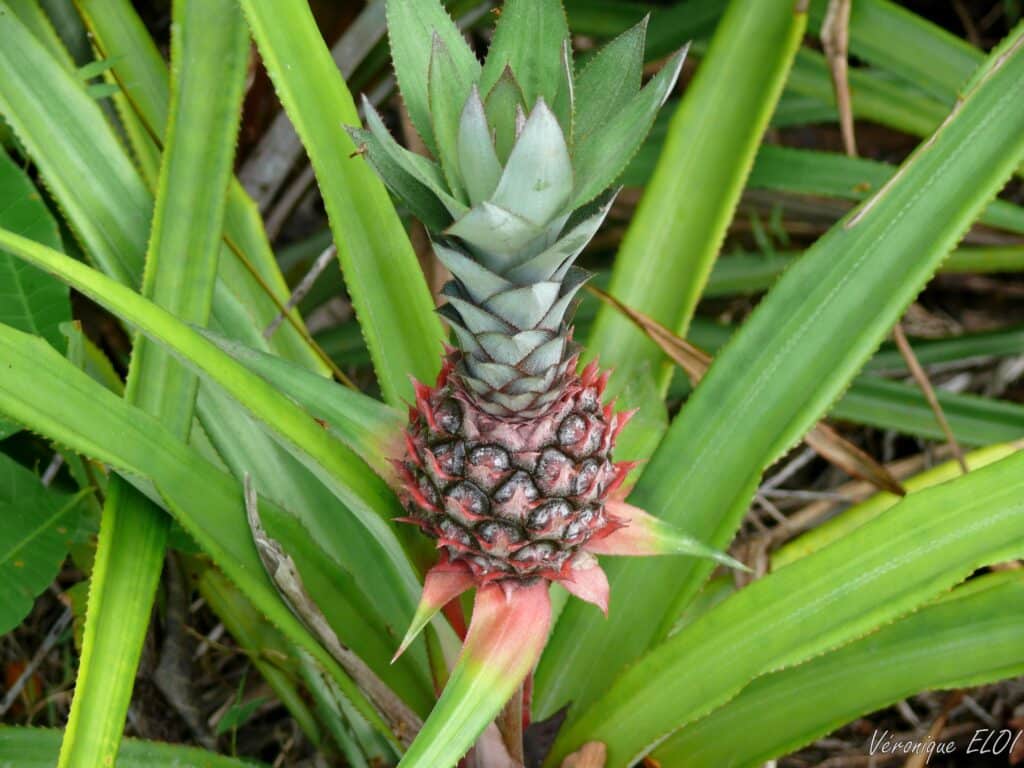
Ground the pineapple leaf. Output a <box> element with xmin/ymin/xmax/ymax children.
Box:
<box><xmin>457</xmin><ymin>86</ymin><xmax>503</xmax><ymax>206</ymax></box>
<box><xmin>654</xmin><ymin>572</ymin><xmax>1024</xmax><ymax>768</ymax></box>
<box><xmin>572</xmin><ymin>17</ymin><xmax>647</xmax><ymax>146</ymax></box>
<box><xmin>505</xmin><ymin>191</ymin><xmax>616</xmax><ymax>283</ymax></box>
<box><xmin>479</xmin><ymin>0</ymin><xmax>571</xmax><ymax>114</ymax></box>
<box><xmin>571</xmin><ymin>44</ymin><xmax>687</xmax><ymax>208</ymax></box>
<box><xmin>359</xmin><ymin>97</ymin><xmax>468</xmax><ymax>221</ymax></box>
<box><xmin>490</xmin><ymin>98</ymin><xmax>574</xmax><ymax>226</ymax></box>
<box><xmin>385</xmin><ymin>0</ymin><xmax>480</xmax><ymax>156</ymax></box>
<box><xmin>428</xmin><ymin>32</ymin><xmax>473</xmax><ymax>201</ymax></box>
<box><xmin>483</xmin><ymin>66</ymin><xmax>527</xmax><ymax>164</ymax></box>
<box><xmin>433</xmin><ymin>241</ymin><xmax>512</xmax><ymax>304</ymax></box>
<box><xmin>445</xmin><ymin>201</ymin><xmax>544</xmax><ymax>267</ymax></box>
<box><xmin>348</xmin><ymin>126</ymin><xmax>451</xmax><ymax>232</ymax></box>
<box><xmin>398</xmin><ymin>583</ymin><xmax>552</xmax><ymax>768</ymax></box>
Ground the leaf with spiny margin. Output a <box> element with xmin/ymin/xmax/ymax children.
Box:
<box><xmin>0</xmin><ymin>327</ymin><xmax>409</xmax><ymax>743</ymax></box>
<box><xmin>433</xmin><ymin>241</ymin><xmax>511</xmax><ymax>303</ymax></box>
<box><xmin>428</xmin><ymin>33</ymin><xmax>473</xmax><ymax>200</ymax></box>
<box><xmin>0</xmin><ymin>148</ymin><xmax>69</xmax><ymax>352</ymax></box>
<box><xmin>539</xmin><ymin>19</ymin><xmax>1024</xmax><ymax>732</ymax></box>
<box><xmin>385</xmin><ymin>0</ymin><xmax>480</xmax><ymax>156</ymax></box>
<box><xmin>457</xmin><ymin>86</ymin><xmax>503</xmax><ymax>206</ymax></box>
<box><xmin>479</xmin><ymin>0</ymin><xmax>571</xmax><ymax>125</ymax></box>
<box><xmin>356</xmin><ymin>97</ymin><xmax>467</xmax><ymax>220</ymax></box>
<box><xmin>348</xmin><ymin>126</ymin><xmax>450</xmax><ymax>232</ymax></box>
<box><xmin>546</xmin><ymin>445</ymin><xmax>1024</xmax><ymax>766</ymax></box>
<box><xmin>241</xmin><ymin>0</ymin><xmax>447</xmax><ymax>404</ymax></box>
<box><xmin>398</xmin><ymin>583</ymin><xmax>552</xmax><ymax>768</ymax></box>
<box><xmin>0</xmin><ymin>726</ymin><xmax>266</xmax><ymax>768</ymax></box>
<box><xmin>0</xmin><ymin>454</ymin><xmax>86</xmax><ymax>635</ymax></box>
<box><xmin>484</xmin><ymin>66</ymin><xmax>527</xmax><ymax>164</ymax></box>
<box><xmin>199</xmin><ymin>330</ymin><xmax>404</xmax><ymax>482</ymax></box>
<box><xmin>0</xmin><ymin>229</ymin><xmax>424</xmax><ymax>630</ymax></box>
<box><xmin>491</xmin><ymin>99</ymin><xmax>573</xmax><ymax>226</ymax></box>
<box><xmin>572</xmin><ymin>18</ymin><xmax>647</xmax><ymax>146</ymax></box>
<box><xmin>654</xmin><ymin>571</ymin><xmax>1024</xmax><ymax>768</ymax></box>
<box><xmin>571</xmin><ymin>45</ymin><xmax>687</xmax><ymax>208</ymax></box>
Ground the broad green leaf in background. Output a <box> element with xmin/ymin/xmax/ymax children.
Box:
<box><xmin>537</xmin><ymin>22</ymin><xmax>1024</xmax><ymax>718</ymax></box>
<box><xmin>0</xmin><ymin>326</ymin><xmax>404</xmax><ymax>746</ymax></box>
<box><xmin>0</xmin><ymin>0</ymin><xmax>431</xmax><ymax>696</ymax></box>
<box><xmin>0</xmin><ymin>727</ymin><xmax>266</xmax><ymax>768</ymax></box>
<box><xmin>537</xmin><ymin>0</ymin><xmax>807</xmax><ymax>713</ymax></box>
<box><xmin>585</xmin><ymin>0</ymin><xmax>807</xmax><ymax>410</ymax></box>
<box><xmin>774</xmin><ymin>442</ymin><xmax>1023</xmax><ymax>568</ymax></box>
<box><xmin>0</xmin><ymin>149</ymin><xmax>69</xmax><ymax>351</ymax></box>
<box><xmin>654</xmin><ymin>571</ymin><xmax>1024</xmax><ymax>768</ymax></box>
<box><xmin>239</xmin><ymin>0</ymin><xmax>446</xmax><ymax>407</ymax></box>
<box><xmin>547</xmin><ymin>446</ymin><xmax>1024</xmax><ymax>765</ymax></box>
<box><xmin>0</xmin><ymin>229</ymin><xmax>428</xmax><ymax>671</ymax></box>
<box><xmin>73</xmin><ymin>0</ymin><xmax>324</xmax><ymax>373</ymax></box>
<box><xmin>0</xmin><ymin>454</ymin><xmax>87</xmax><ymax>634</ymax></box>
<box><xmin>58</xmin><ymin>2</ymin><xmax>249</xmax><ymax>766</ymax></box>
<box><xmin>385</xmin><ymin>0</ymin><xmax>481</xmax><ymax>157</ymax></box>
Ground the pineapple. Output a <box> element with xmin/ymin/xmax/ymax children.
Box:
<box><xmin>351</xmin><ymin>0</ymin><xmax>737</xmax><ymax>663</ymax></box>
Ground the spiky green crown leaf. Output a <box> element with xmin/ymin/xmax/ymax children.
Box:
<box><xmin>352</xmin><ymin>0</ymin><xmax>686</xmax><ymax>416</ymax></box>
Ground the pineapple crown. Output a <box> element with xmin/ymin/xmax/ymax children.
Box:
<box><xmin>350</xmin><ymin>0</ymin><xmax>686</xmax><ymax>418</ymax></box>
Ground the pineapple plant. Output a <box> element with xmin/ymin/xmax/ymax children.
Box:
<box><xmin>348</xmin><ymin>0</ymin><xmax>738</xmax><ymax>663</ymax></box>
<box><xmin>3</xmin><ymin>0</ymin><xmax>1024</xmax><ymax>766</ymax></box>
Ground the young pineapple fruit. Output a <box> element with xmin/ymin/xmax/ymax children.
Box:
<box><xmin>352</xmin><ymin>0</ymin><xmax>736</xmax><ymax>660</ymax></box>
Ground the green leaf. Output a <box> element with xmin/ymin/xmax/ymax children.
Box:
<box><xmin>202</xmin><ymin>332</ymin><xmax>404</xmax><ymax>479</ymax></box>
<box><xmin>572</xmin><ymin>18</ymin><xmax>646</xmax><ymax>145</ymax></box>
<box><xmin>570</xmin><ymin>44</ymin><xmax>686</xmax><ymax>208</ymax></box>
<box><xmin>0</xmin><ymin>727</ymin><xmax>267</xmax><ymax>767</ymax></box>
<box><xmin>384</xmin><ymin>0</ymin><xmax>480</xmax><ymax>155</ymax></box>
<box><xmin>654</xmin><ymin>571</ymin><xmax>1024</xmax><ymax>767</ymax></box>
<box><xmin>538</xmin><ymin>21</ymin><xmax>1024</xmax><ymax>719</ymax></box>
<box><xmin>479</xmin><ymin>0</ymin><xmax>570</xmax><ymax>116</ymax></box>
<box><xmin>832</xmin><ymin>375</ymin><xmax>1024</xmax><ymax>447</ymax></box>
<box><xmin>583</xmin><ymin>0</ymin><xmax>805</xmax><ymax>446</ymax></box>
<box><xmin>428</xmin><ymin>33</ymin><xmax>473</xmax><ymax>199</ymax></box>
<box><xmin>0</xmin><ymin>149</ymin><xmax>69</xmax><ymax>351</ymax></box>
<box><xmin>69</xmin><ymin>0</ymin><xmax>325</xmax><ymax>373</ymax></box>
<box><xmin>774</xmin><ymin>442</ymin><xmax>1022</xmax><ymax>569</ymax></box>
<box><xmin>748</xmin><ymin>145</ymin><xmax>1024</xmax><ymax>235</ymax></box>
<box><xmin>0</xmin><ymin>327</ymin><xmax>403</xmax><ymax>748</ymax></box>
<box><xmin>0</xmin><ymin>229</ymin><xmax>425</xmax><ymax>647</ymax></box>
<box><xmin>538</xmin><ymin>0</ymin><xmax>808</xmax><ymax>715</ymax></box>
<box><xmin>239</xmin><ymin>0</ymin><xmax>447</xmax><ymax>406</ymax></box>
<box><xmin>547</xmin><ymin>446</ymin><xmax>1024</xmax><ymax>765</ymax></box>
<box><xmin>58</xmin><ymin>3</ymin><xmax>250</xmax><ymax>766</ymax></box>
<box><xmin>0</xmin><ymin>454</ymin><xmax>85</xmax><ymax>634</ymax></box>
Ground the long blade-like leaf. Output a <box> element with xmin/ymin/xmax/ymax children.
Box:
<box><xmin>0</xmin><ymin>726</ymin><xmax>265</xmax><ymax>768</ymax></box>
<box><xmin>74</xmin><ymin>0</ymin><xmax>325</xmax><ymax>373</ymax></box>
<box><xmin>0</xmin><ymin>326</ymin><xmax>404</xmax><ymax>747</ymax></box>
<box><xmin>58</xmin><ymin>2</ymin><xmax>248</xmax><ymax>764</ymax></box>
<box><xmin>238</xmin><ymin>0</ymin><xmax>446</xmax><ymax>406</ymax></box>
<box><xmin>0</xmin><ymin>228</ymin><xmax>424</xmax><ymax>624</ymax></box>
<box><xmin>547</xmin><ymin>444</ymin><xmax>1024</xmax><ymax>765</ymax></box>
<box><xmin>537</xmin><ymin>22</ymin><xmax>1024</xmax><ymax>718</ymax></box>
<box><xmin>653</xmin><ymin>571</ymin><xmax>1024</xmax><ymax>767</ymax></box>
<box><xmin>585</xmin><ymin>0</ymin><xmax>806</xmax><ymax>414</ymax></box>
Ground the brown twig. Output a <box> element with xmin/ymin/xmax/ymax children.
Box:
<box><xmin>821</xmin><ymin>0</ymin><xmax>856</xmax><ymax>156</ymax></box>
<box><xmin>892</xmin><ymin>324</ymin><xmax>969</xmax><ymax>473</ymax></box>
<box><xmin>586</xmin><ymin>284</ymin><xmax>905</xmax><ymax>495</ymax></box>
